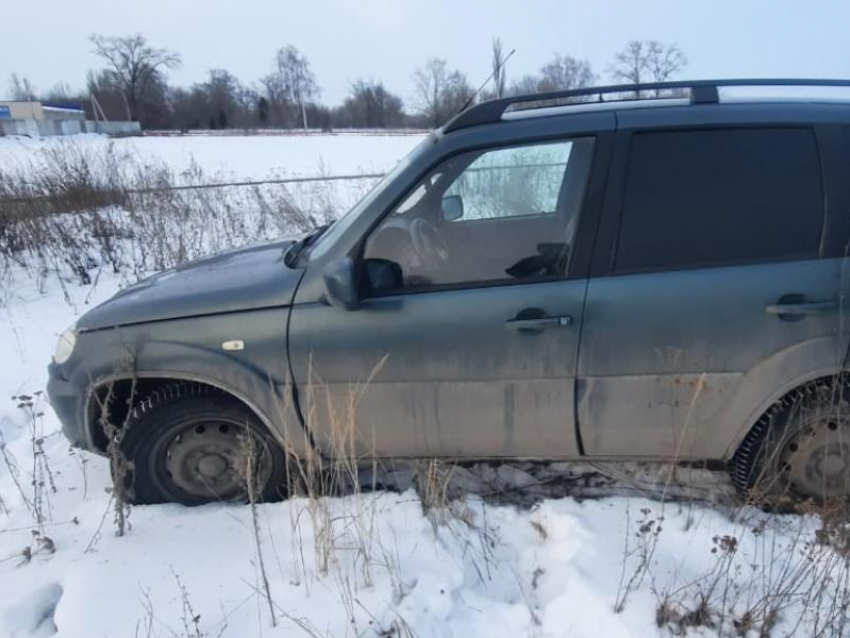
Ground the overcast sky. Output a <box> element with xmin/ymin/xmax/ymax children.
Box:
<box><xmin>2</xmin><ymin>0</ymin><xmax>849</xmax><ymax>106</ymax></box>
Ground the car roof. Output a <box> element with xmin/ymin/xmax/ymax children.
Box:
<box><xmin>443</xmin><ymin>79</ymin><xmax>850</xmax><ymax>133</ymax></box>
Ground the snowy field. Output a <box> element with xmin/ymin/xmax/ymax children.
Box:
<box><xmin>0</xmin><ymin>132</ymin><xmax>425</xmax><ymax>181</ymax></box>
<box><xmin>0</xmin><ymin>134</ymin><xmax>848</xmax><ymax>638</ymax></box>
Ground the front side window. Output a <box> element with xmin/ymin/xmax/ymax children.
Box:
<box><xmin>443</xmin><ymin>143</ymin><xmax>572</xmax><ymax>221</ymax></box>
<box><xmin>614</xmin><ymin>128</ymin><xmax>824</xmax><ymax>273</ymax></box>
<box><xmin>362</xmin><ymin>137</ymin><xmax>595</xmax><ymax>293</ymax></box>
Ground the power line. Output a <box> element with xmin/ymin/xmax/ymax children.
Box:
<box><xmin>0</xmin><ymin>171</ymin><xmax>386</xmax><ymax>205</ymax></box>
<box><xmin>123</xmin><ymin>171</ymin><xmax>386</xmax><ymax>193</ymax></box>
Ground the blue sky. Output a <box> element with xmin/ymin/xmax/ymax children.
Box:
<box><xmin>2</xmin><ymin>0</ymin><xmax>848</xmax><ymax>105</ymax></box>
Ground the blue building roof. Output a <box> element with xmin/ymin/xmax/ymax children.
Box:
<box><xmin>41</xmin><ymin>101</ymin><xmax>84</xmax><ymax>112</ymax></box>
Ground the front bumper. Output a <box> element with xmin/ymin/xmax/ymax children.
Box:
<box><xmin>47</xmin><ymin>362</ymin><xmax>89</xmax><ymax>450</ymax></box>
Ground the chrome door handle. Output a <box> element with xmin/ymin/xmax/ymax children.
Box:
<box><xmin>506</xmin><ymin>315</ymin><xmax>572</xmax><ymax>333</ymax></box>
<box><xmin>766</xmin><ymin>300</ymin><xmax>836</xmax><ymax>319</ymax></box>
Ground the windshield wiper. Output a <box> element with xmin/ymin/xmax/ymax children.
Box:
<box><xmin>283</xmin><ymin>223</ymin><xmax>331</xmax><ymax>268</ymax></box>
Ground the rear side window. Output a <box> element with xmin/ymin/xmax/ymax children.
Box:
<box><xmin>614</xmin><ymin>128</ymin><xmax>824</xmax><ymax>273</ymax></box>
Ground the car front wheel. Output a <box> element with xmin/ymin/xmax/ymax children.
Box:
<box><xmin>116</xmin><ymin>383</ymin><xmax>287</xmax><ymax>505</ymax></box>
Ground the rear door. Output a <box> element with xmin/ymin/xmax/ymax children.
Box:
<box><xmin>578</xmin><ymin>120</ymin><xmax>841</xmax><ymax>460</ymax></box>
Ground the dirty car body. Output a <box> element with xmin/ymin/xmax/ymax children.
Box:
<box><xmin>48</xmin><ymin>79</ymin><xmax>850</xmax><ymax>504</ymax></box>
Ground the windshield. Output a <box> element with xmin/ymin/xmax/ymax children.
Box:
<box><xmin>306</xmin><ymin>135</ymin><xmax>434</xmax><ymax>261</ymax></box>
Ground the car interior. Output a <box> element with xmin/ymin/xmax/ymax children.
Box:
<box><xmin>361</xmin><ymin>137</ymin><xmax>596</xmax><ymax>294</ymax></box>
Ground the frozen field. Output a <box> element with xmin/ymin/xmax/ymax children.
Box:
<box><xmin>0</xmin><ymin>131</ymin><xmax>426</xmax><ymax>181</ymax></box>
<box><xmin>0</xmin><ymin>134</ymin><xmax>847</xmax><ymax>638</ymax></box>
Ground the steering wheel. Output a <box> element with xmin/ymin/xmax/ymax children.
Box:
<box><xmin>410</xmin><ymin>218</ymin><xmax>450</xmax><ymax>267</ymax></box>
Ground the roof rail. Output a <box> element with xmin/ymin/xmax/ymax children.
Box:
<box><xmin>443</xmin><ymin>78</ymin><xmax>850</xmax><ymax>132</ymax></box>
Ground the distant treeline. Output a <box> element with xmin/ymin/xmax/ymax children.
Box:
<box><xmin>7</xmin><ymin>36</ymin><xmax>686</xmax><ymax>131</ymax></box>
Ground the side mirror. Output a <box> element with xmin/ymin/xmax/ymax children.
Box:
<box><xmin>322</xmin><ymin>257</ymin><xmax>360</xmax><ymax>311</ymax></box>
<box><xmin>441</xmin><ymin>195</ymin><xmax>464</xmax><ymax>222</ymax></box>
<box><xmin>363</xmin><ymin>258</ymin><xmax>403</xmax><ymax>292</ymax></box>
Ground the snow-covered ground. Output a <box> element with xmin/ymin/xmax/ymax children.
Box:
<box><xmin>0</xmin><ymin>132</ymin><xmax>425</xmax><ymax>182</ymax></box>
<box><xmin>1</xmin><ymin>134</ymin><xmax>848</xmax><ymax>638</ymax></box>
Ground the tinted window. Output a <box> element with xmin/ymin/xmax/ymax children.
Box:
<box><xmin>614</xmin><ymin>128</ymin><xmax>823</xmax><ymax>273</ymax></box>
<box><xmin>362</xmin><ymin>138</ymin><xmax>595</xmax><ymax>292</ymax></box>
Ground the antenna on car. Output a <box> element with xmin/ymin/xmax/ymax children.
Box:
<box><xmin>458</xmin><ymin>48</ymin><xmax>517</xmax><ymax>115</ymax></box>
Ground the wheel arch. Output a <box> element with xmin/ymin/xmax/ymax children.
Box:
<box><xmin>84</xmin><ymin>371</ymin><xmax>314</xmax><ymax>459</ymax></box>
<box><xmin>726</xmin><ymin>368</ymin><xmax>845</xmax><ymax>464</ymax></box>
<box><xmin>719</xmin><ymin>331</ymin><xmax>844</xmax><ymax>461</ymax></box>
<box><xmin>729</xmin><ymin>372</ymin><xmax>848</xmax><ymax>494</ymax></box>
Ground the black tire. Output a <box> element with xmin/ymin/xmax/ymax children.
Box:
<box><xmin>116</xmin><ymin>383</ymin><xmax>287</xmax><ymax>505</ymax></box>
<box><xmin>732</xmin><ymin>381</ymin><xmax>850</xmax><ymax>506</ymax></box>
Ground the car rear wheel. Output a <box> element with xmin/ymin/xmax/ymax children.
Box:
<box><xmin>117</xmin><ymin>383</ymin><xmax>287</xmax><ymax>505</ymax></box>
<box><xmin>733</xmin><ymin>382</ymin><xmax>850</xmax><ymax>505</ymax></box>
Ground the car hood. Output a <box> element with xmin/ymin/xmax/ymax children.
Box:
<box><xmin>78</xmin><ymin>240</ymin><xmax>303</xmax><ymax>331</ymax></box>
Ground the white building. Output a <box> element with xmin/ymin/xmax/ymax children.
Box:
<box><xmin>0</xmin><ymin>100</ymin><xmax>141</xmax><ymax>137</ymax></box>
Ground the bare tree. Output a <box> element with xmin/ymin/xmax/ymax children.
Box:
<box><xmin>611</xmin><ymin>41</ymin><xmax>647</xmax><ymax>86</ymax></box>
<box><xmin>263</xmin><ymin>45</ymin><xmax>318</xmax><ymax>129</ymax></box>
<box><xmin>202</xmin><ymin>69</ymin><xmax>244</xmax><ymax>129</ymax></box>
<box><xmin>234</xmin><ymin>83</ymin><xmax>261</xmax><ymax>129</ymax></box>
<box><xmin>168</xmin><ymin>69</ymin><xmax>260</xmax><ymax>131</ymax></box>
<box><xmin>443</xmin><ymin>72</ymin><xmax>474</xmax><ymax>115</ymax></box>
<box><xmin>510</xmin><ymin>74</ymin><xmax>543</xmax><ymax>96</ymax></box>
<box><xmin>508</xmin><ymin>53</ymin><xmax>594</xmax><ymax>101</ymax></box>
<box><xmin>412</xmin><ymin>58</ymin><xmax>473</xmax><ymax>128</ymax></box>
<box><xmin>610</xmin><ymin>40</ymin><xmax>687</xmax><ymax>96</ymax></box>
<box><xmin>89</xmin><ymin>33</ymin><xmax>181</xmax><ymax>122</ymax></box>
<box><xmin>169</xmin><ymin>85</ymin><xmax>205</xmax><ymax>130</ymax></box>
<box><xmin>43</xmin><ymin>82</ymin><xmax>77</xmax><ymax>101</ymax></box>
<box><xmin>491</xmin><ymin>37</ymin><xmax>508</xmax><ymax>98</ymax></box>
<box><xmin>539</xmin><ymin>54</ymin><xmax>595</xmax><ymax>92</ymax></box>
<box><xmin>87</xmin><ymin>67</ymin><xmax>172</xmax><ymax>128</ymax></box>
<box><xmin>336</xmin><ymin>79</ymin><xmax>404</xmax><ymax>128</ymax></box>
<box><xmin>8</xmin><ymin>73</ymin><xmax>36</xmax><ymax>101</ymax></box>
<box><xmin>413</xmin><ymin>58</ymin><xmax>448</xmax><ymax>126</ymax></box>
<box><xmin>257</xmin><ymin>96</ymin><xmax>270</xmax><ymax>125</ymax></box>
<box><xmin>646</xmin><ymin>41</ymin><xmax>688</xmax><ymax>86</ymax></box>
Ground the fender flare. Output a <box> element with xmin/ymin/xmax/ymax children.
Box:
<box><xmin>721</xmin><ymin>335</ymin><xmax>843</xmax><ymax>459</ymax></box>
<box><xmin>83</xmin><ymin>369</ymin><xmax>315</xmax><ymax>459</ymax></box>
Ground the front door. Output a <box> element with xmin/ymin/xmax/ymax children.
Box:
<box><xmin>578</xmin><ymin>126</ymin><xmax>839</xmax><ymax>460</ymax></box>
<box><xmin>289</xmin><ymin>136</ymin><xmax>603</xmax><ymax>459</ymax></box>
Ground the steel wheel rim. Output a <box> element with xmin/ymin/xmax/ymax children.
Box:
<box><xmin>776</xmin><ymin>405</ymin><xmax>850</xmax><ymax>500</ymax></box>
<box><xmin>157</xmin><ymin>419</ymin><xmax>273</xmax><ymax>502</ymax></box>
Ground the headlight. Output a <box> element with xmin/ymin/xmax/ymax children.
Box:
<box><xmin>53</xmin><ymin>324</ymin><xmax>78</xmax><ymax>365</ymax></box>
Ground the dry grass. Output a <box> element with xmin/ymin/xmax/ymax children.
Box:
<box><xmin>0</xmin><ymin>140</ymin><xmax>366</xmax><ymax>297</ymax></box>
<box><xmin>608</xmin><ymin>369</ymin><xmax>850</xmax><ymax>637</ymax></box>
<box><xmin>1</xmin><ymin>393</ymin><xmax>58</xmax><ymax>556</ymax></box>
